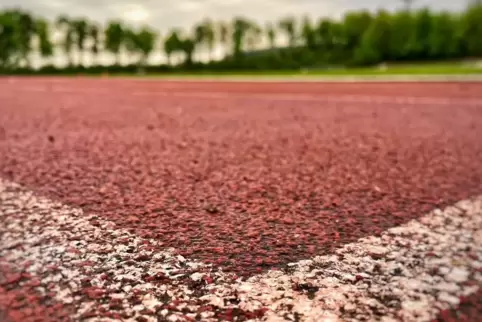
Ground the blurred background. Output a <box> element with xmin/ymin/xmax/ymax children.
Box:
<box><xmin>0</xmin><ymin>0</ymin><xmax>481</xmax><ymax>74</ymax></box>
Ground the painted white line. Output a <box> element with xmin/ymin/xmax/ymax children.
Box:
<box><xmin>157</xmin><ymin>91</ymin><xmax>482</xmax><ymax>107</ymax></box>
<box><xmin>1</xmin><ymin>85</ymin><xmax>482</xmax><ymax>107</ymax></box>
<box><xmin>1</xmin><ymin>178</ymin><xmax>481</xmax><ymax>322</ymax></box>
<box><xmin>203</xmin><ymin>199</ymin><xmax>482</xmax><ymax>322</ymax></box>
<box><xmin>2</xmin><ymin>75</ymin><xmax>482</xmax><ymax>83</ymax></box>
<box><xmin>114</xmin><ymin>75</ymin><xmax>482</xmax><ymax>83</ymax></box>
<box><xmin>0</xmin><ymin>179</ymin><xmax>218</xmax><ymax>321</ymax></box>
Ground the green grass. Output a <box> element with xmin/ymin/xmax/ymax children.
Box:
<box><xmin>119</xmin><ymin>61</ymin><xmax>482</xmax><ymax>80</ymax></box>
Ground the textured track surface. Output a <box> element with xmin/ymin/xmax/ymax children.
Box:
<box><xmin>1</xmin><ymin>179</ymin><xmax>481</xmax><ymax>322</ymax></box>
<box><xmin>1</xmin><ymin>78</ymin><xmax>482</xmax><ymax>321</ymax></box>
<box><xmin>1</xmin><ymin>79</ymin><xmax>482</xmax><ymax>274</ymax></box>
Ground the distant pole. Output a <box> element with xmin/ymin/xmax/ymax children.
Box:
<box><xmin>402</xmin><ymin>0</ymin><xmax>415</xmax><ymax>11</ymax></box>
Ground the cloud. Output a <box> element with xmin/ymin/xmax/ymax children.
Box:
<box><xmin>1</xmin><ymin>0</ymin><xmax>468</xmax><ymax>33</ymax></box>
<box><xmin>0</xmin><ymin>0</ymin><xmax>469</xmax><ymax>67</ymax></box>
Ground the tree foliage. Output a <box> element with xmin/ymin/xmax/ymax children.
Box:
<box><xmin>1</xmin><ymin>4</ymin><xmax>482</xmax><ymax>73</ymax></box>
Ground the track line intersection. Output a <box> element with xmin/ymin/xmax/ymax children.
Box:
<box><xmin>1</xmin><ymin>78</ymin><xmax>482</xmax><ymax>321</ymax></box>
<box><xmin>1</xmin><ymin>180</ymin><xmax>482</xmax><ymax>321</ymax></box>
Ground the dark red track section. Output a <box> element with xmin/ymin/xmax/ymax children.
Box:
<box><xmin>5</xmin><ymin>77</ymin><xmax>482</xmax><ymax>98</ymax></box>
<box><xmin>0</xmin><ymin>264</ymin><xmax>72</xmax><ymax>322</ymax></box>
<box><xmin>435</xmin><ymin>288</ymin><xmax>482</xmax><ymax>322</ymax></box>
<box><xmin>1</xmin><ymin>78</ymin><xmax>482</xmax><ymax>276</ymax></box>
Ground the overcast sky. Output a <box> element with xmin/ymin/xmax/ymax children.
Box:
<box><xmin>0</xmin><ymin>0</ymin><xmax>469</xmax><ymax>32</ymax></box>
<box><xmin>0</xmin><ymin>0</ymin><xmax>470</xmax><ymax>67</ymax></box>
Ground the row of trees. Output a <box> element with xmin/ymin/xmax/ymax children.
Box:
<box><xmin>1</xmin><ymin>3</ymin><xmax>482</xmax><ymax>73</ymax></box>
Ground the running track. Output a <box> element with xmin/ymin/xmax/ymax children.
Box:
<box><xmin>1</xmin><ymin>78</ymin><xmax>482</xmax><ymax>321</ymax></box>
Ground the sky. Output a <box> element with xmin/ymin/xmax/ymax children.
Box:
<box><xmin>0</xmin><ymin>0</ymin><xmax>469</xmax><ymax>32</ymax></box>
<box><xmin>0</xmin><ymin>0</ymin><xmax>470</xmax><ymax>67</ymax></box>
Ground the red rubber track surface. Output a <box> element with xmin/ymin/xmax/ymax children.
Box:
<box><xmin>1</xmin><ymin>78</ymin><xmax>482</xmax><ymax>277</ymax></box>
<box><xmin>435</xmin><ymin>288</ymin><xmax>482</xmax><ymax>322</ymax></box>
<box><xmin>4</xmin><ymin>77</ymin><xmax>482</xmax><ymax>98</ymax></box>
<box><xmin>0</xmin><ymin>264</ymin><xmax>72</xmax><ymax>322</ymax></box>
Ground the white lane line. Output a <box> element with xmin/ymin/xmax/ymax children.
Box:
<box><xmin>113</xmin><ymin>75</ymin><xmax>482</xmax><ymax>82</ymax></box>
<box><xmin>1</xmin><ymin>85</ymin><xmax>482</xmax><ymax>107</ymax></box>
<box><xmin>168</xmin><ymin>92</ymin><xmax>482</xmax><ymax>106</ymax></box>
<box><xmin>133</xmin><ymin>91</ymin><xmax>482</xmax><ymax>107</ymax></box>
<box><xmin>1</xmin><ymin>178</ymin><xmax>481</xmax><ymax>322</ymax></box>
<box><xmin>204</xmin><ymin>199</ymin><xmax>482</xmax><ymax>322</ymax></box>
<box><xmin>0</xmin><ymin>179</ymin><xmax>218</xmax><ymax>322</ymax></box>
<box><xmin>2</xmin><ymin>75</ymin><xmax>482</xmax><ymax>83</ymax></box>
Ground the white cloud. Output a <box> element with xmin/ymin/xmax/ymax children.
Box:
<box><xmin>1</xmin><ymin>0</ymin><xmax>470</xmax><ymax>67</ymax></box>
<box><xmin>1</xmin><ymin>0</ymin><xmax>468</xmax><ymax>32</ymax></box>
<box><xmin>117</xmin><ymin>4</ymin><xmax>151</xmax><ymax>23</ymax></box>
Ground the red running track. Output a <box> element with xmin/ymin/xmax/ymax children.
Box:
<box><xmin>3</xmin><ymin>77</ymin><xmax>482</xmax><ymax>98</ymax></box>
<box><xmin>1</xmin><ymin>78</ymin><xmax>482</xmax><ymax>277</ymax></box>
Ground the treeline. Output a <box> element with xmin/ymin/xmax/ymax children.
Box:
<box><xmin>1</xmin><ymin>3</ymin><xmax>482</xmax><ymax>74</ymax></box>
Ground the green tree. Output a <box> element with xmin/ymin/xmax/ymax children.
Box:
<box><xmin>164</xmin><ymin>30</ymin><xmax>182</xmax><ymax>65</ymax></box>
<box><xmin>317</xmin><ymin>19</ymin><xmax>336</xmax><ymax>51</ymax></box>
<box><xmin>105</xmin><ymin>21</ymin><xmax>124</xmax><ymax>65</ymax></box>
<box><xmin>193</xmin><ymin>21</ymin><xmax>207</xmax><ymax>61</ymax></box>
<box><xmin>245</xmin><ymin>22</ymin><xmax>261</xmax><ymax>51</ymax></box>
<box><xmin>194</xmin><ymin>19</ymin><xmax>215</xmax><ymax>60</ymax></box>
<box><xmin>279</xmin><ymin>16</ymin><xmax>297</xmax><ymax>47</ymax></box>
<box><xmin>389</xmin><ymin>11</ymin><xmax>415</xmax><ymax>60</ymax></box>
<box><xmin>203</xmin><ymin>20</ymin><xmax>215</xmax><ymax>60</ymax></box>
<box><xmin>429</xmin><ymin>12</ymin><xmax>459</xmax><ymax>59</ymax></box>
<box><xmin>266</xmin><ymin>22</ymin><xmax>276</xmax><ymax>49</ymax></box>
<box><xmin>35</xmin><ymin>18</ymin><xmax>54</xmax><ymax>64</ymax></box>
<box><xmin>458</xmin><ymin>2</ymin><xmax>482</xmax><ymax>57</ymax></box>
<box><xmin>354</xmin><ymin>11</ymin><xmax>392</xmax><ymax>65</ymax></box>
<box><xmin>131</xmin><ymin>27</ymin><xmax>157</xmax><ymax>66</ymax></box>
<box><xmin>317</xmin><ymin>20</ymin><xmax>346</xmax><ymax>62</ymax></box>
<box><xmin>342</xmin><ymin>11</ymin><xmax>372</xmax><ymax>52</ymax></box>
<box><xmin>2</xmin><ymin>10</ymin><xmax>36</xmax><ymax>67</ymax></box>
<box><xmin>2</xmin><ymin>5</ymin><xmax>482</xmax><ymax>74</ymax></box>
<box><xmin>194</xmin><ymin>22</ymin><xmax>206</xmax><ymax>49</ymax></box>
<box><xmin>407</xmin><ymin>8</ymin><xmax>433</xmax><ymax>60</ymax></box>
<box><xmin>0</xmin><ymin>11</ymin><xmax>21</xmax><ymax>68</ymax></box>
<box><xmin>72</xmin><ymin>18</ymin><xmax>89</xmax><ymax>66</ymax></box>
<box><xmin>232</xmin><ymin>17</ymin><xmax>251</xmax><ymax>58</ymax></box>
<box><xmin>122</xmin><ymin>26</ymin><xmax>139</xmax><ymax>65</ymax></box>
<box><xmin>218</xmin><ymin>21</ymin><xmax>230</xmax><ymax>55</ymax></box>
<box><xmin>56</xmin><ymin>15</ymin><xmax>76</xmax><ymax>66</ymax></box>
<box><xmin>180</xmin><ymin>38</ymin><xmax>195</xmax><ymax>66</ymax></box>
<box><xmin>89</xmin><ymin>23</ymin><xmax>100</xmax><ymax>64</ymax></box>
<box><xmin>301</xmin><ymin>16</ymin><xmax>317</xmax><ymax>50</ymax></box>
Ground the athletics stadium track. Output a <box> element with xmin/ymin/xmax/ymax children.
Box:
<box><xmin>1</xmin><ymin>78</ymin><xmax>482</xmax><ymax>322</ymax></box>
